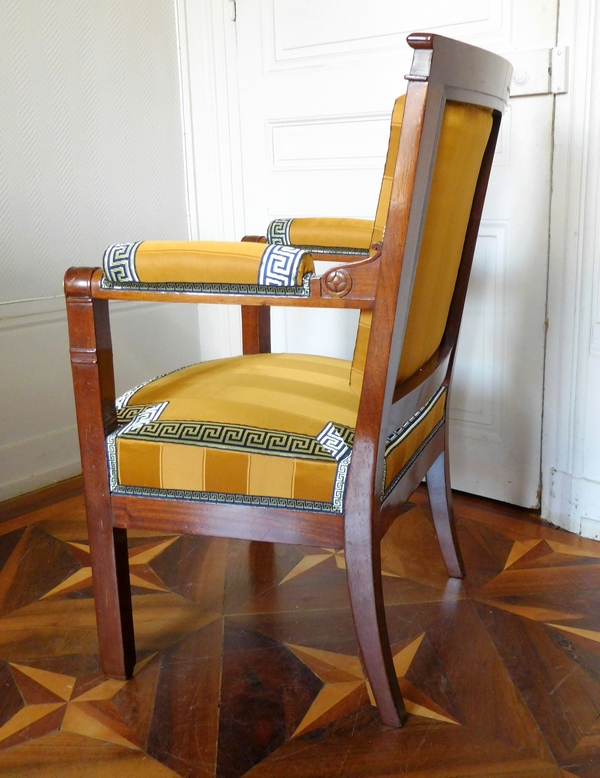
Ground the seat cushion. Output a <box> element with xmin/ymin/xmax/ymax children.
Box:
<box><xmin>382</xmin><ymin>386</ymin><xmax>447</xmax><ymax>501</ymax></box>
<box><xmin>108</xmin><ymin>353</ymin><xmax>447</xmax><ymax>512</ymax></box>
<box><xmin>109</xmin><ymin>354</ymin><xmax>359</xmax><ymax>513</ymax></box>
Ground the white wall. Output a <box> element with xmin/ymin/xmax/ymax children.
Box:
<box><xmin>0</xmin><ymin>0</ymin><xmax>200</xmax><ymax>500</ymax></box>
<box><xmin>543</xmin><ymin>0</ymin><xmax>600</xmax><ymax>536</ymax></box>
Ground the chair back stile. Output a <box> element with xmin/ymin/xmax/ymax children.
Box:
<box><xmin>344</xmin><ymin>79</ymin><xmax>431</xmax><ymax>527</ymax></box>
<box><xmin>345</xmin><ymin>34</ymin><xmax>511</xmax><ymax>532</ymax></box>
<box><xmin>341</xmin><ymin>76</ymin><xmax>436</xmax><ymax>729</ymax></box>
<box><xmin>342</xmin><ymin>34</ymin><xmax>510</xmax><ymax>727</ymax></box>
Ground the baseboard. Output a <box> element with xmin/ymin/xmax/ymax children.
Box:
<box><xmin>0</xmin><ymin>424</ymin><xmax>81</xmax><ymax>503</ymax></box>
<box><xmin>544</xmin><ymin>469</ymin><xmax>600</xmax><ymax>538</ymax></box>
<box><xmin>0</xmin><ymin>460</ymin><xmax>82</xmax><ymax>505</ymax></box>
<box><xmin>0</xmin><ymin>475</ymin><xmax>83</xmax><ymax>523</ymax></box>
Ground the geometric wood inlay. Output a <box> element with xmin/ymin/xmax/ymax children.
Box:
<box><xmin>1</xmin><ymin>486</ymin><xmax>599</xmax><ymax>775</ymax></box>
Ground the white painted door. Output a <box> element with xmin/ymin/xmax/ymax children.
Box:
<box><xmin>229</xmin><ymin>0</ymin><xmax>558</xmax><ymax>509</ymax></box>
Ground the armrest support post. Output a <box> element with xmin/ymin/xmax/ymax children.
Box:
<box><xmin>241</xmin><ymin>305</ymin><xmax>271</xmax><ymax>354</ymax></box>
<box><xmin>64</xmin><ymin>267</ymin><xmax>136</xmax><ymax>679</ymax></box>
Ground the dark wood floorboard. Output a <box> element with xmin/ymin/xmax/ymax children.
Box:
<box><xmin>1</xmin><ymin>485</ymin><xmax>599</xmax><ymax>776</ymax></box>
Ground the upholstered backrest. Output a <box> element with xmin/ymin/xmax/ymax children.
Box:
<box><xmin>396</xmin><ymin>102</ymin><xmax>492</xmax><ymax>383</ymax></box>
<box><xmin>371</xmin><ymin>96</ymin><xmax>407</xmax><ymax>246</ymax></box>
<box><xmin>350</xmin><ymin>98</ymin><xmax>492</xmax><ymax>391</ymax></box>
<box><xmin>350</xmin><ymin>95</ymin><xmax>405</xmax><ymax>392</ymax></box>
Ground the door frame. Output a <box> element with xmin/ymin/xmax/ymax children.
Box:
<box><xmin>542</xmin><ymin>0</ymin><xmax>600</xmax><ymax>534</ymax></box>
<box><xmin>174</xmin><ymin>0</ymin><xmax>244</xmax><ymax>359</ymax></box>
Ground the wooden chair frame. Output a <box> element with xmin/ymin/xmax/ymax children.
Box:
<box><xmin>64</xmin><ymin>33</ymin><xmax>511</xmax><ymax>728</ymax></box>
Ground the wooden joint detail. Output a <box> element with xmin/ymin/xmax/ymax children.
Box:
<box><xmin>324</xmin><ymin>268</ymin><xmax>353</xmax><ymax>297</ymax></box>
<box><xmin>69</xmin><ymin>348</ymin><xmax>100</xmax><ymax>365</ymax></box>
<box><xmin>64</xmin><ymin>267</ymin><xmax>97</xmax><ymax>299</ymax></box>
<box><xmin>405</xmin><ymin>40</ymin><xmax>434</xmax><ymax>83</ymax></box>
<box><xmin>316</xmin><ymin>252</ymin><xmax>381</xmax><ymax>303</ymax></box>
<box><xmin>102</xmin><ymin>403</ymin><xmax>118</xmax><ymax>431</ymax></box>
<box><xmin>241</xmin><ymin>305</ymin><xmax>271</xmax><ymax>354</ymax></box>
<box><xmin>241</xmin><ymin>235</ymin><xmax>268</xmax><ymax>243</ymax></box>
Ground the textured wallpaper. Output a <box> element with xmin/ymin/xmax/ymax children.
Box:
<box><xmin>0</xmin><ymin>0</ymin><xmax>188</xmax><ymax>302</ymax></box>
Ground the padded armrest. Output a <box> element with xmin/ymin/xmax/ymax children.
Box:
<box><xmin>266</xmin><ymin>218</ymin><xmax>374</xmax><ymax>257</ymax></box>
<box><xmin>101</xmin><ymin>240</ymin><xmax>314</xmax><ymax>292</ymax></box>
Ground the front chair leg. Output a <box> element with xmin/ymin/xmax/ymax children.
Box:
<box><xmin>86</xmin><ymin>500</ymin><xmax>136</xmax><ymax>679</ymax></box>
<box><xmin>65</xmin><ymin>270</ymin><xmax>136</xmax><ymax>679</ymax></box>
<box><xmin>345</xmin><ymin>539</ymin><xmax>408</xmax><ymax>728</ymax></box>
<box><xmin>426</xmin><ymin>448</ymin><xmax>465</xmax><ymax>579</ymax></box>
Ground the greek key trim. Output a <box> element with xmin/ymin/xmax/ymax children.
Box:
<box><xmin>316</xmin><ymin>422</ymin><xmax>351</xmax><ymax>462</ymax></box>
<box><xmin>106</xmin><ymin>432</ymin><xmax>343</xmax><ymax>514</ymax></box>
<box><xmin>266</xmin><ymin>218</ymin><xmax>293</xmax><ymax>245</ymax></box>
<box><xmin>100</xmin><ymin>272</ymin><xmax>313</xmax><ymax>297</ymax></box>
<box><xmin>117</xmin><ymin>419</ymin><xmax>344</xmax><ymax>462</ymax></box>
<box><xmin>103</xmin><ymin>242</ymin><xmax>142</xmax><ymax>284</ymax></box>
<box><xmin>257</xmin><ymin>245</ymin><xmax>306</xmax><ymax>287</ymax></box>
<box><xmin>385</xmin><ymin>386</ymin><xmax>447</xmax><ymax>455</ymax></box>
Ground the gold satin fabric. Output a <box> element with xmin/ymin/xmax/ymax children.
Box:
<box><xmin>396</xmin><ymin>103</ymin><xmax>493</xmax><ymax>382</ymax></box>
<box><xmin>383</xmin><ymin>389</ymin><xmax>446</xmax><ymax>495</ymax></box>
<box><xmin>350</xmin><ymin>95</ymin><xmax>406</xmax><ymax>392</ymax></box>
<box><xmin>132</xmin><ymin>241</ymin><xmax>314</xmax><ymax>285</ymax></box>
<box><xmin>350</xmin><ymin>98</ymin><xmax>493</xmax><ymax>388</ymax></box>
<box><xmin>114</xmin><ymin>352</ymin><xmax>446</xmax><ymax>507</ymax></box>
<box><xmin>117</xmin><ymin>354</ymin><xmax>358</xmax><ymax>504</ymax></box>
<box><xmin>288</xmin><ymin>218</ymin><xmax>373</xmax><ymax>251</ymax></box>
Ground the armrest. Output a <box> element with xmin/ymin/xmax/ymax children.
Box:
<box><xmin>266</xmin><ymin>217</ymin><xmax>374</xmax><ymax>258</ymax></box>
<box><xmin>70</xmin><ymin>234</ymin><xmax>382</xmax><ymax>309</ymax></box>
<box><xmin>101</xmin><ymin>240</ymin><xmax>314</xmax><ymax>293</ymax></box>
<box><xmin>67</xmin><ymin>246</ymin><xmax>381</xmax><ymax>310</ymax></box>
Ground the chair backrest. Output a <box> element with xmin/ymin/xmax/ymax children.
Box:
<box><xmin>351</xmin><ymin>85</ymin><xmax>497</xmax><ymax>392</ymax></box>
<box><xmin>395</xmin><ymin>99</ymin><xmax>493</xmax><ymax>384</ymax></box>
<box><xmin>345</xmin><ymin>33</ymin><xmax>511</xmax><ymax>513</ymax></box>
<box><xmin>350</xmin><ymin>96</ymin><xmax>406</xmax><ymax>392</ymax></box>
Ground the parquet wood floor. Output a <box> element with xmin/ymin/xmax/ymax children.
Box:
<box><xmin>1</xmin><ymin>485</ymin><xmax>600</xmax><ymax>777</ymax></box>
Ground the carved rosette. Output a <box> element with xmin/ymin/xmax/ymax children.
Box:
<box><xmin>324</xmin><ymin>268</ymin><xmax>353</xmax><ymax>297</ymax></box>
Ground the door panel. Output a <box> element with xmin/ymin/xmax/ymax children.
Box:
<box><xmin>232</xmin><ymin>0</ymin><xmax>556</xmax><ymax>507</ymax></box>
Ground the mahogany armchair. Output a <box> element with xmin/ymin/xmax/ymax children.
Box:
<box><xmin>64</xmin><ymin>33</ymin><xmax>511</xmax><ymax>728</ymax></box>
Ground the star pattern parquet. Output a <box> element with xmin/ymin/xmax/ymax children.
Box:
<box><xmin>2</xmin><ymin>486</ymin><xmax>600</xmax><ymax>776</ymax></box>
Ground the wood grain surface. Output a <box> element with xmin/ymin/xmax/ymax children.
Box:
<box><xmin>0</xmin><ymin>484</ymin><xmax>599</xmax><ymax>776</ymax></box>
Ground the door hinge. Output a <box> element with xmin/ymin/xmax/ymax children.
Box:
<box><xmin>505</xmin><ymin>47</ymin><xmax>569</xmax><ymax>97</ymax></box>
<box><xmin>550</xmin><ymin>47</ymin><xmax>568</xmax><ymax>94</ymax></box>
<box><xmin>229</xmin><ymin>0</ymin><xmax>236</xmax><ymax>22</ymax></box>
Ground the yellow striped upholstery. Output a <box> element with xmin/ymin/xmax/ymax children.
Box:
<box><xmin>288</xmin><ymin>218</ymin><xmax>373</xmax><ymax>252</ymax></box>
<box><xmin>382</xmin><ymin>387</ymin><xmax>446</xmax><ymax>499</ymax></box>
<box><xmin>110</xmin><ymin>354</ymin><xmax>447</xmax><ymax>510</ymax></box>
<box><xmin>266</xmin><ymin>218</ymin><xmax>373</xmax><ymax>258</ymax></box>
<box><xmin>350</xmin><ymin>95</ymin><xmax>406</xmax><ymax>393</ymax></box>
<box><xmin>132</xmin><ymin>241</ymin><xmax>274</xmax><ymax>284</ymax></box>
<box><xmin>371</xmin><ymin>96</ymin><xmax>407</xmax><ymax>246</ymax></box>
<box><xmin>396</xmin><ymin>103</ymin><xmax>493</xmax><ymax>382</ymax></box>
<box><xmin>110</xmin><ymin>354</ymin><xmax>359</xmax><ymax>511</ymax></box>
<box><xmin>350</xmin><ymin>97</ymin><xmax>493</xmax><ymax>389</ymax></box>
<box><xmin>101</xmin><ymin>241</ymin><xmax>315</xmax><ymax>290</ymax></box>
